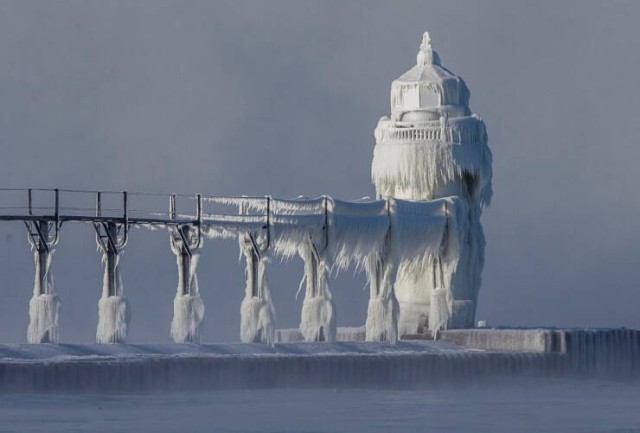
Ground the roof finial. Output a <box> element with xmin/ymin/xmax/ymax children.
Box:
<box><xmin>421</xmin><ymin>32</ymin><xmax>432</xmax><ymax>51</ymax></box>
<box><xmin>417</xmin><ymin>31</ymin><xmax>440</xmax><ymax>66</ymax></box>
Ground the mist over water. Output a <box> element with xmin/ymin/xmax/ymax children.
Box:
<box><xmin>2</xmin><ymin>379</ymin><xmax>639</xmax><ymax>433</ymax></box>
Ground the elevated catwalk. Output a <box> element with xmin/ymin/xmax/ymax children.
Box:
<box><xmin>0</xmin><ymin>188</ymin><xmax>466</xmax><ymax>345</ymax></box>
<box><xmin>1</xmin><ymin>328</ymin><xmax>638</xmax><ymax>393</ymax></box>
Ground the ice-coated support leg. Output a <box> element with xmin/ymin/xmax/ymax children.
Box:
<box><xmin>169</xmin><ymin>224</ymin><xmax>205</xmax><ymax>343</ymax></box>
<box><xmin>94</xmin><ymin>212</ymin><xmax>130</xmax><ymax>344</ymax></box>
<box><xmin>364</xmin><ymin>254</ymin><xmax>399</xmax><ymax>344</ymax></box>
<box><xmin>239</xmin><ymin>232</ymin><xmax>275</xmax><ymax>345</ymax></box>
<box><xmin>25</xmin><ymin>218</ymin><xmax>61</xmax><ymax>344</ymax></box>
<box><xmin>298</xmin><ymin>239</ymin><xmax>336</xmax><ymax>342</ymax></box>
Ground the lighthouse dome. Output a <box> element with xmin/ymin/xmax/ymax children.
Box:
<box><xmin>390</xmin><ymin>32</ymin><xmax>471</xmax><ymax>121</ymax></box>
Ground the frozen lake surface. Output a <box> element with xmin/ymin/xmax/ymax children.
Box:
<box><xmin>1</xmin><ymin>378</ymin><xmax>639</xmax><ymax>433</ymax></box>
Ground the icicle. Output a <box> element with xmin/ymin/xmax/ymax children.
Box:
<box><xmin>391</xmin><ymin>199</ymin><xmax>449</xmax><ymax>336</ymax></box>
<box><xmin>397</xmin><ymin>299</ymin><xmax>429</xmax><ymax>338</ymax></box>
<box><xmin>371</xmin><ymin>130</ymin><xmax>492</xmax><ymax>206</ymax></box>
<box><xmin>429</xmin><ymin>288</ymin><xmax>452</xmax><ymax>338</ymax></box>
<box><xmin>169</xmin><ymin>225</ymin><xmax>205</xmax><ymax>343</ymax></box>
<box><xmin>428</xmin><ymin>253</ymin><xmax>453</xmax><ymax>338</ymax></box>
<box><xmin>96</xmin><ymin>245</ymin><xmax>130</xmax><ymax>344</ymax></box>
<box><xmin>26</xmin><ymin>221</ymin><xmax>61</xmax><ymax>344</ymax></box>
<box><xmin>298</xmin><ymin>240</ymin><xmax>336</xmax><ymax>342</ymax></box>
<box><xmin>171</xmin><ymin>294</ymin><xmax>205</xmax><ymax>343</ymax></box>
<box><xmin>96</xmin><ymin>295</ymin><xmax>129</xmax><ymax>344</ymax></box>
<box><xmin>363</xmin><ymin>198</ymin><xmax>400</xmax><ymax>343</ymax></box>
<box><xmin>239</xmin><ymin>234</ymin><xmax>275</xmax><ymax>345</ymax></box>
<box><xmin>27</xmin><ymin>252</ymin><xmax>61</xmax><ymax>344</ymax></box>
<box><xmin>27</xmin><ymin>294</ymin><xmax>60</xmax><ymax>344</ymax></box>
<box><xmin>372</xmin><ymin>33</ymin><xmax>492</xmax><ymax>336</ymax></box>
<box><xmin>329</xmin><ymin>199</ymin><xmax>390</xmax><ymax>272</ymax></box>
<box><xmin>364</xmin><ymin>253</ymin><xmax>399</xmax><ymax>343</ymax></box>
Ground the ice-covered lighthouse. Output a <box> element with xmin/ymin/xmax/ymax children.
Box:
<box><xmin>372</xmin><ymin>32</ymin><xmax>492</xmax><ymax>335</ymax></box>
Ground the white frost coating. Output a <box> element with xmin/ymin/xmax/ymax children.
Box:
<box><xmin>392</xmin><ymin>198</ymin><xmax>456</xmax><ymax>336</ymax></box>
<box><xmin>202</xmin><ymin>215</ymin><xmax>266</xmax><ymax>240</ymax></box>
<box><xmin>221</xmin><ymin>194</ymin><xmax>457</xmax><ymax>344</ymax></box>
<box><xmin>221</xmin><ymin>195</ymin><xmax>450</xmax><ymax>274</ymax></box>
<box><xmin>363</xmin><ymin>198</ymin><xmax>448</xmax><ymax>342</ymax></box>
<box><xmin>364</xmin><ymin>254</ymin><xmax>399</xmax><ymax>343</ymax></box>
<box><xmin>372</xmin><ymin>32</ymin><xmax>492</xmax><ymax>334</ymax></box>
<box><xmin>371</xmin><ymin>125</ymin><xmax>492</xmax><ymax>206</ymax></box>
<box><xmin>330</xmin><ymin>199</ymin><xmax>390</xmax><ymax>271</ymax></box>
<box><xmin>27</xmin><ymin>245</ymin><xmax>60</xmax><ymax>344</ymax></box>
<box><xmin>240</xmin><ymin>295</ymin><xmax>275</xmax><ymax>345</ymax></box>
<box><xmin>27</xmin><ymin>294</ymin><xmax>60</xmax><ymax>344</ymax></box>
<box><xmin>429</xmin><ymin>287</ymin><xmax>452</xmax><ymax>338</ymax></box>
<box><xmin>96</xmin><ymin>296</ymin><xmax>130</xmax><ymax>344</ymax></box>
<box><xmin>239</xmin><ymin>234</ymin><xmax>275</xmax><ymax>345</ymax></box>
<box><xmin>298</xmin><ymin>240</ymin><xmax>336</xmax><ymax>342</ymax></box>
<box><xmin>169</xmin><ymin>227</ymin><xmax>205</xmax><ymax>343</ymax></box>
<box><xmin>300</xmin><ymin>297</ymin><xmax>335</xmax><ymax>342</ymax></box>
<box><xmin>397</xmin><ymin>301</ymin><xmax>429</xmax><ymax>337</ymax></box>
<box><xmin>171</xmin><ymin>295</ymin><xmax>205</xmax><ymax>343</ymax></box>
<box><xmin>96</xmin><ymin>250</ymin><xmax>130</xmax><ymax>344</ymax></box>
<box><xmin>223</xmin><ymin>197</ymin><xmax>391</xmax><ymax>272</ymax></box>
<box><xmin>271</xmin><ymin>214</ymin><xmax>325</xmax><ymax>260</ymax></box>
<box><xmin>391</xmin><ymin>199</ymin><xmax>447</xmax><ymax>271</ymax></box>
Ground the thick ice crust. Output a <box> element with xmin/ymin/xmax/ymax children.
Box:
<box><xmin>397</xmin><ymin>300</ymin><xmax>429</xmax><ymax>337</ymax></box>
<box><xmin>27</xmin><ymin>294</ymin><xmax>61</xmax><ymax>344</ymax></box>
<box><xmin>170</xmin><ymin>295</ymin><xmax>205</xmax><ymax>343</ymax></box>
<box><xmin>300</xmin><ymin>296</ymin><xmax>336</xmax><ymax>342</ymax></box>
<box><xmin>365</xmin><ymin>296</ymin><xmax>399</xmax><ymax>343</ymax></box>
<box><xmin>96</xmin><ymin>296</ymin><xmax>130</xmax><ymax>344</ymax></box>
<box><xmin>240</xmin><ymin>296</ymin><xmax>275</xmax><ymax>345</ymax></box>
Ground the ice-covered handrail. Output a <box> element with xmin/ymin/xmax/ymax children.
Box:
<box><xmin>0</xmin><ymin>188</ymin><xmax>454</xmax><ymax>268</ymax></box>
<box><xmin>2</xmin><ymin>188</ymin><xmax>458</xmax><ymax>345</ymax></box>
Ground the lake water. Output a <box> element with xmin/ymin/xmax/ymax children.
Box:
<box><xmin>1</xmin><ymin>378</ymin><xmax>639</xmax><ymax>432</ymax></box>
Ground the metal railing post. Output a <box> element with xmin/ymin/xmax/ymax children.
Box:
<box><xmin>123</xmin><ymin>191</ymin><xmax>128</xmax><ymax>224</ymax></box>
<box><xmin>96</xmin><ymin>192</ymin><xmax>102</xmax><ymax>217</ymax></box>
<box><xmin>170</xmin><ymin>194</ymin><xmax>176</xmax><ymax>220</ymax></box>
<box><xmin>54</xmin><ymin>188</ymin><xmax>59</xmax><ymax>222</ymax></box>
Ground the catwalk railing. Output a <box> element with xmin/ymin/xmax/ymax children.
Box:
<box><xmin>0</xmin><ymin>188</ymin><xmax>456</xmax><ymax>346</ymax></box>
<box><xmin>0</xmin><ymin>188</ymin><xmax>271</xmax><ymax>226</ymax></box>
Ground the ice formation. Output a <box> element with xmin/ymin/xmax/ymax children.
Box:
<box><xmin>96</xmin><ymin>243</ymin><xmax>130</xmax><ymax>344</ymax></box>
<box><xmin>97</xmin><ymin>294</ymin><xmax>129</xmax><ymax>344</ymax></box>
<box><xmin>27</xmin><ymin>293</ymin><xmax>60</xmax><ymax>344</ymax></box>
<box><xmin>364</xmin><ymin>252</ymin><xmax>399</xmax><ymax>343</ymax></box>
<box><xmin>26</xmin><ymin>221</ymin><xmax>61</xmax><ymax>344</ymax></box>
<box><xmin>213</xmin><ymin>195</ymin><xmax>452</xmax><ymax>343</ymax></box>
<box><xmin>371</xmin><ymin>32</ymin><xmax>492</xmax><ymax>335</ymax></box>
<box><xmin>298</xmin><ymin>240</ymin><xmax>336</xmax><ymax>342</ymax></box>
<box><xmin>19</xmin><ymin>31</ymin><xmax>492</xmax><ymax>347</ymax></box>
<box><xmin>169</xmin><ymin>226</ymin><xmax>205</xmax><ymax>343</ymax></box>
<box><xmin>239</xmin><ymin>230</ymin><xmax>276</xmax><ymax>345</ymax></box>
<box><xmin>27</xmin><ymin>251</ymin><xmax>60</xmax><ymax>344</ymax></box>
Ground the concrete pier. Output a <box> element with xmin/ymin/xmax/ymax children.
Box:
<box><xmin>0</xmin><ymin>328</ymin><xmax>638</xmax><ymax>393</ymax></box>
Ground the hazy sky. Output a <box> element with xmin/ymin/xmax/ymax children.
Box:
<box><xmin>0</xmin><ymin>1</ymin><xmax>638</xmax><ymax>343</ymax></box>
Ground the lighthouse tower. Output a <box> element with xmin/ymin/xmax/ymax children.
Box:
<box><xmin>371</xmin><ymin>32</ymin><xmax>492</xmax><ymax>335</ymax></box>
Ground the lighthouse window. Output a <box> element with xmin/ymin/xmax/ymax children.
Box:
<box><xmin>402</xmin><ymin>87</ymin><xmax>419</xmax><ymax>109</ymax></box>
<box><xmin>419</xmin><ymin>87</ymin><xmax>439</xmax><ymax>108</ymax></box>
